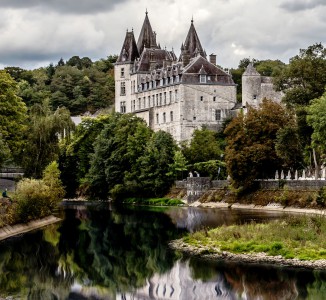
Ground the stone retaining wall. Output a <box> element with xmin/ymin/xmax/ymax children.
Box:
<box><xmin>258</xmin><ymin>180</ymin><xmax>326</xmax><ymax>190</ymax></box>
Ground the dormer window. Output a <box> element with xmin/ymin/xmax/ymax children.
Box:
<box><xmin>200</xmin><ymin>74</ymin><xmax>207</xmax><ymax>83</ymax></box>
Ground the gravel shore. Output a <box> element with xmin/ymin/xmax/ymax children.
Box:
<box><xmin>169</xmin><ymin>237</ymin><xmax>326</xmax><ymax>270</ymax></box>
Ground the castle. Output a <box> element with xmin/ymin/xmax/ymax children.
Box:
<box><xmin>114</xmin><ymin>12</ymin><xmax>281</xmax><ymax>142</ymax></box>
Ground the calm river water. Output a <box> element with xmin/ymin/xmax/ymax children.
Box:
<box><xmin>1</xmin><ymin>203</ymin><xmax>326</xmax><ymax>299</ymax></box>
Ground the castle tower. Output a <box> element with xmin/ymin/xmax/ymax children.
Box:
<box><xmin>115</xmin><ymin>30</ymin><xmax>139</xmax><ymax>113</ymax></box>
<box><xmin>137</xmin><ymin>11</ymin><xmax>158</xmax><ymax>56</ymax></box>
<box><xmin>179</xmin><ymin>18</ymin><xmax>206</xmax><ymax>65</ymax></box>
<box><xmin>242</xmin><ymin>62</ymin><xmax>262</xmax><ymax>108</ymax></box>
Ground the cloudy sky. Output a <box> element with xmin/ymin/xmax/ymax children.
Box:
<box><xmin>0</xmin><ymin>0</ymin><xmax>325</xmax><ymax>70</ymax></box>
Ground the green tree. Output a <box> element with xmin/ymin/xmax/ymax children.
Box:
<box><xmin>0</xmin><ymin>70</ymin><xmax>27</xmax><ymax>163</ymax></box>
<box><xmin>225</xmin><ymin>99</ymin><xmax>293</xmax><ymax>189</ymax></box>
<box><xmin>168</xmin><ymin>150</ymin><xmax>188</xmax><ymax>180</ymax></box>
<box><xmin>182</xmin><ymin>127</ymin><xmax>223</xmax><ymax>165</ymax></box>
<box><xmin>274</xmin><ymin>43</ymin><xmax>326</xmax><ymax>107</ymax></box>
<box><xmin>22</xmin><ymin>100</ymin><xmax>74</xmax><ymax>178</ymax></box>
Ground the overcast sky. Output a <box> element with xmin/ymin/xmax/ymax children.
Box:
<box><xmin>0</xmin><ymin>0</ymin><xmax>325</xmax><ymax>70</ymax></box>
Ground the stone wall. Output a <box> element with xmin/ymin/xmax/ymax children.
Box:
<box><xmin>186</xmin><ymin>177</ymin><xmax>211</xmax><ymax>203</ymax></box>
<box><xmin>258</xmin><ymin>180</ymin><xmax>326</xmax><ymax>190</ymax></box>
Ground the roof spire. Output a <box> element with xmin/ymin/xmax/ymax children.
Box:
<box><xmin>191</xmin><ymin>15</ymin><xmax>194</xmax><ymax>24</ymax></box>
<box><xmin>145</xmin><ymin>8</ymin><xmax>148</xmax><ymax>15</ymax></box>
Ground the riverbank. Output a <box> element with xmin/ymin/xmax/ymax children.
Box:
<box><xmin>0</xmin><ymin>215</ymin><xmax>61</xmax><ymax>241</ymax></box>
<box><xmin>169</xmin><ymin>239</ymin><xmax>326</xmax><ymax>270</ymax></box>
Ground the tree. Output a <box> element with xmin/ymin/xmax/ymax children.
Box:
<box><xmin>168</xmin><ymin>150</ymin><xmax>188</xmax><ymax>180</ymax></box>
<box><xmin>0</xmin><ymin>70</ymin><xmax>27</xmax><ymax>163</ymax></box>
<box><xmin>274</xmin><ymin>43</ymin><xmax>326</xmax><ymax>107</ymax></box>
<box><xmin>21</xmin><ymin>100</ymin><xmax>74</xmax><ymax>178</ymax></box>
<box><xmin>307</xmin><ymin>91</ymin><xmax>326</xmax><ymax>176</ymax></box>
<box><xmin>224</xmin><ymin>99</ymin><xmax>294</xmax><ymax>189</ymax></box>
<box><xmin>182</xmin><ymin>127</ymin><xmax>223</xmax><ymax>165</ymax></box>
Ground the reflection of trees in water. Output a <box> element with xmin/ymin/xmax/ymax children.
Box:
<box><xmin>58</xmin><ymin>206</ymin><xmax>182</xmax><ymax>293</ymax></box>
<box><xmin>0</xmin><ymin>225</ymin><xmax>72</xmax><ymax>299</ymax></box>
<box><xmin>189</xmin><ymin>258</ymin><xmax>326</xmax><ymax>299</ymax></box>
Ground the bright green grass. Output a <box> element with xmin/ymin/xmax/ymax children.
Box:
<box><xmin>123</xmin><ymin>197</ymin><xmax>184</xmax><ymax>206</ymax></box>
<box><xmin>183</xmin><ymin>215</ymin><xmax>326</xmax><ymax>261</ymax></box>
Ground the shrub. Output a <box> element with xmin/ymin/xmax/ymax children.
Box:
<box><xmin>11</xmin><ymin>161</ymin><xmax>64</xmax><ymax>223</ymax></box>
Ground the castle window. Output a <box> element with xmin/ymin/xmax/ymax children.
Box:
<box><xmin>213</xmin><ymin>96</ymin><xmax>216</xmax><ymax>102</ymax></box>
<box><xmin>169</xmin><ymin>91</ymin><xmax>172</xmax><ymax>103</ymax></box>
<box><xmin>215</xmin><ymin>109</ymin><xmax>221</xmax><ymax>121</ymax></box>
<box><xmin>148</xmin><ymin>96</ymin><xmax>151</xmax><ymax>107</ymax></box>
<box><xmin>159</xmin><ymin>93</ymin><xmax>162</xmax><ymax>105</ymax></box>
<box><xmin>253</xmin><ymin>95</ymin><xmax>257</xmax><ymax>100</ymax></box>
<box><xmin>200</xmin><ymin>96</ymin><xmax>203</xmax><ymax>101</ymax></box>
<box><xmin>175</xmin><ymin>90</ymin><xmax>178</xmax><ymax>102</ymax></box>
<box><xmin>200</xmin><ymin>75</ymin><xmax>207</xmax><ymax>83</ymax></box>
<box><xmin>121</xmin><ymin>68</ymin><xmax>125</xmax><ymax>78</ymax></box>
<box><xmin>193</xmin><ymin>116</ymin><xmax>196</xmax><ymax>121</ymax></box>
<box><xmin>143</xmin><ymin>97</ymin><xmax>146</xmax><ymax>108</ymax></box>
<box><xmin>120</xmin><ymin>101</ymin><xmax>126</xmax><ymax>113</ymax></box>
<box><xmin>156</xmin><ymin>94</ymin><xmax>159</xmax><ymax>106</ymax></box>
<box><xmin>120</xmin><ymin>82</ymin><xmax>126</xmax><ymax>95</ymax></box>
<box><xmin>152</xmin><ymin>95</ymin><xmax>155</xmax><ymax>107</ymax></box>
<box><xmin>138</xmin><ymin>98</ymin><xmax>141</xmax><ymax>110</ymax></box>
<box><xmin>156</xmin><ymin>113</ymin><xmax>159</xmax><ymax>124</ymax></box>
<box><xmin>170</xmin><ymin>111</ymin><xmax>173</xmax><ymax>122</ymax></box>
<box><xmin>164</xmin><ymin>92</ymin><xmax>166</xmax><ymax>105</ymax></box>
<box><xmin>163</xmin><ymin>112</ymin><xmax>166</xmax><ymax>123</ymax></box>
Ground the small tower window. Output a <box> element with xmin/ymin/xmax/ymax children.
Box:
<box><xmin>213</xmin><ymin>96</ymin><xmax>216</xmax><ymax>102</ymax></box>
<box><xmin>163</xmin><ymin>112</ymin><xmax>166</xmax><ymax>123</ymax></box>
<box><xmin>121</xmin><ymin>68</ymin><xmax>125</xmax><ymax>78</ymax></box>
<box><xmin>120</xmin><ymin>101</ymin><xmax>126</xmax><ymax>113</ymax></box>
<box><xmin>253</xmin><ymin>95</ymin><xmax>257</xmax><ymax>100</ymax></box>
<box><xmin>156</xmin><ymin>113</ymin><xmax>159</xmax><ymax>124</ymax></box>
<box><xmin>200</xmin><ymin>96</ymin><xmax>203</xmax><ymax>101</ymax></box>
<box><xmin>120</xmin><ymin>82</ymin><xmax>126</xmax><ymax>96</ymax></box>
<box><xmin>170</xmin><ymin>111</ymin><xmax>173</xmax><ymax>122</ymax></box>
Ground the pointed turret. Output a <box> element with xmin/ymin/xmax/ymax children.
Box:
<box><xmin>137</xmin><ymin>11</ymin><xmax>158</xmax><ymax>56</ymax></box>
<box><xmin>117</xmin><ymin>30</ymin><xmax>139</xmax><ymax>63</ymax></box>
<box><xmin>180</xmin><ymin>18</ymin><xmax>206</xmax><ymax>63</ymax></box>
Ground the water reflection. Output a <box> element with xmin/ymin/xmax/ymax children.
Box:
<box><xmin>0</xmin><ymin>204</ymin><xmax>325</xmax><ymax>299</ymax></box>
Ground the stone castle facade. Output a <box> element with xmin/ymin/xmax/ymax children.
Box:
<box><xmin>114</xmin><ymin>12</ymin><xmax>282</xmax><ymax>142</ymax></box>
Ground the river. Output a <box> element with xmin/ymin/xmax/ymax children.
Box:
<box><xmin>0</xmin><ymin>203</ymin><xmax>326</xmax><ymax>299</ymax></box>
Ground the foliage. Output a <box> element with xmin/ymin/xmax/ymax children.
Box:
<box><xmin>182</xmin><ymin>127</ymin><xmax>224</xmax><ymax>165</ymax></box>
<box><xmin>193</xmin><ymin>159</ymin><xmax>226</xmax><ymax>180</ymax></box>
<box><xmin>274</xmin><ymin>43</ymin><xmax>326</xmax><ymax>107</ymax></box>
<box><xmin>59</xmin><ymin>114</ymin><xmax>113</xmax><ymax>198</ymax></box>
<box><xmin>10</xmin><ymin>161</ymin><xmax>64</xmax><ymax>223</ymax></box>
<box><xmin>307</xmin><ymin>91</ymin><xmax>326</xmax><ymax>154</ymax></box>
<box><xmin>123</xmin><ymin>197</ymin><xmax>184</xmax><ymax>206</ymax></box>
<box><xmin>224</xmin><ymin>99</ymin><xmax>293</xmax><ymax>189</ymax></box>
<box><xmin>168</xmin><ymin>150</ymin><xmax>188</xmax><ymax>180</ymax></box>
<box><xmin>0</xmin><ymin>70</ymin><xmax>27</xmax><ymax>164</ymax></box>
<box><xmin>21</xmin><ymin>100</ymin><xmax>75</xmax><ymax>178</ymax></box>
<box><xmin>183</xmin><ymin>215</ymin><xmax>326</xmax><ymax>261</ymax></box>
<box><xmin>275</xmin><ymin>124</ymin><xmax>304</xmax><ymax>171</ymax></box>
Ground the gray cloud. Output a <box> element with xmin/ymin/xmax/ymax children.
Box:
<box><xmin>280</xmin><ymin>0</ymin><xmax>326</xmax><ymax>12</ymax></box>
<box><xmin>0</xmin><ymin>0</ymin><xmax>127</xmax><ymax>14</ymax></box>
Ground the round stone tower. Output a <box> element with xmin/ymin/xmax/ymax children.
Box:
<box><xmin>242</xmin><ymin>62</ymin><xmax>262</xmax><ymax>108</ymax></box>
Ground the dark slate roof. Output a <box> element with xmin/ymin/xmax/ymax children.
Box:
<box><xmin>243</xmin><ymin>62</ymin><xmax>261</xmax><ymax>76</ymax></box>
<box><xmin>180</xmin><ymin>20</ymin><xmax>206</xmax><ymax>60</ymax></box>
<box><xmin>137</xmin><ymin>12</ymin><xmax>158</xmax><ymax>56</ymax></box>
<box><xmin>117</xmin><ymin>31</ymin><xmax>139</xmax><ymax>63</ymax></box>
<box><xmin>182</xmin><ymin>55</ymin><xmax>235</xmax><ymax>85</ymax></box>
<box><xmin>136</xmin><ymin>48</ymin><xmax>175</xmax><ymax>72</ymax></box>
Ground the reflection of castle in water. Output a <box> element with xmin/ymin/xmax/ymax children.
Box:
<box><xmin>117</xmin><ymin>260</ymin><xmax>236</xmax><ymax>300</ymax></box>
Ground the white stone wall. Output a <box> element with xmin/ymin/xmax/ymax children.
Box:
<box><xmin>114</xmin><ymin>63</ymin><xmax>132</xmax><ymax>113</ymax></box>
<box><xmin>242</xmin><ymin>74</ymin><xmax>261</xmax><ymax>107</ymax></box>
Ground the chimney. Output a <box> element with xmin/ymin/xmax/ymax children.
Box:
<box><xmin>209</xmin><ymin>53</ymin><xmax>217</xmax><ymax>65</ymax></box>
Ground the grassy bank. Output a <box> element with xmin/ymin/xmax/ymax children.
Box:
<box><xmin>123</xmin><ymin>197</ymin><xmax>185</xmax><ymax>206</ymax></box>
<box><xmin>181</xmin><ymin>215</ymin><xmax>326</xmax><ymax>261</ymax></box>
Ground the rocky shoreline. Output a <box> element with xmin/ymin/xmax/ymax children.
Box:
<box><xmin>169</xmin><ymin>239</ymin><xmax>326</xmax><ymax>270</ymax></box>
